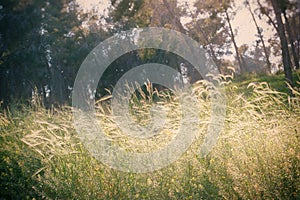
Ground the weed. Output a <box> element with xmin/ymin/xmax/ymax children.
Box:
<box><xmin>1</xmin><ymin>75</ymin><xmax>300</xmax><ymax>199</ymax></box>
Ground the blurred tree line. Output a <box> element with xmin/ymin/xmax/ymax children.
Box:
<box><xmin>0</xmin><ymin>0</ymin><xmax>299</xmax><ymax>107</ymax></box>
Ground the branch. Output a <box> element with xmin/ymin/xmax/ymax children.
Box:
<box><xmin>257</xmin><ymin>0</ymin><xmax>278</xmax><ymax>32</ymax></box>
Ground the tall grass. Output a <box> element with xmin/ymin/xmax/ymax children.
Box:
<box><xmin>0</xmin><ymin>76</ymin><xmax>300</xmax><ymax>199</ymax></box>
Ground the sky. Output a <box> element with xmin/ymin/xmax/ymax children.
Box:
<box><xmin>76</xmin><ymin>0</ymin><xmax>276</xmax><ymax>56</ymax></box>
<box><xmin>232</xmin><ymin>0</ymin><xmax>274</xmax><ymax>46</ymax></box>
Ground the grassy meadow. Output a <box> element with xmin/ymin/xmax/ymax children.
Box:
<box><xmin>1</xmin><ymin>72</ymin><xmax>300</xmax><ymax>199</ymax></box>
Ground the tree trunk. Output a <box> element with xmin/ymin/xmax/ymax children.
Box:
<box><xmin>297</xmin><ymin>0</ymin><xmax>300</xmax><ymax>69</ymax></box>
<box><xmin>225</xmin><ymin>9</ymin><xmax>244</xmax><ymax>73</ymax></box>
<box><xmin>162</xmin><ymin>0</ymin><xmax>186</xmax><ymax>34</ymax></box>
<box><xmin>283</xmin><ymin>11</ymin><xmax>300</xmax><ymax>70</ymax></box>
<box><xmin>197</xmin><ymin>26</ymin><xmax>222</xmax><ymax>72</ymax></box>
<box><xmin>291</xmin><ymin>16</ymin><xmax>300</xmax><ymax>69</ymax></box>
<box><xmin>246</xmin><ymin>0</ymin><xmax>272</xmax><ymax>74</ymax></box>
<box><xmin>49</xmin><ymin>65</ymin><xmax>66</xmax><ymax>106</ymax></box>
<box><xmin>270</xmin><ymin>0</ymin><xmax>294</xmax><ymax>90</ymax></box>
<box><xmin>162</xmin><ymin>0</ymin><xmax>205</xmax><ymax>81</ymax></box>
<box><xmin>257</xmin><ymin>0</ymin><xmax>278</xmax><ymax>31</ymax></box>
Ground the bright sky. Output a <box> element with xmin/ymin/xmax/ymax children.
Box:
<box><xmin>232</xmin><ymin>0</ymin><xmax>274</xmax><ymax>45</ymax></box>
<box><xmin>76</xmin><ymin>0</ymin><xmax>275</xmax><ymax>55</ymax></box>
<box><xmin>76</xmin><ymin>0</ymin><xmax>110</xmax><ymax>16</ymax></box>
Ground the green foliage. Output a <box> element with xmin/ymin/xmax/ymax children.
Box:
<box><xmin>233</xmin><ymin>70</ymin><xmax>300</xmax><ymax>94</ymax></box>
<box><xmin>1</xmin><ymin>77</ymin><xmax>300</xmax><ymax>199</ymax></box>
<box><xmin>0</xmin><ymin>0</ymin><xmax>108</xmax><ymax>107</ymax></box>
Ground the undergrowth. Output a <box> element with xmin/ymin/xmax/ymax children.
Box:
<box><xmin>0</xmin><ymin>74</ymin><xmax>300</xmax><ymax>199</ymax></box>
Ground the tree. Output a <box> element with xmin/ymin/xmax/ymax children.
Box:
<box><xmin>257</xmin><ymin>0</ymin><xmax>295</xmax><ymax>90</ymax></box>
<box><xmin>270</xmin><ymin>0</ymin><xmax>294</xmax><ymax>88</ymax></box>
<box><xmin>107</xmin><ymin>0</ymin><xmax>203</xmax><ymax>86</ymax></box>
<box><xmin>109</xmin><ymin>0</ymin><xmax>147</xmax><ymax>31</ymax></box>
<box><xmin>0</xmin><ymin>0</ymin><xmax>45</xmax><ymax>106</ymax></box>
<box><xmin>245</xmin><ymin>0</ymin><xmax>272</xmax><ymax>74</ymax></box>
<box><xmin>281</xmin><ymin>1</ymin><xmax>300</xmax><ymax>69</ymax></box>
<box><xmin>224</xmin><ymin>7</ymin><xmax>245</xmax><ymax>73</ymax></box>
<box><xmin>193</xmin><ymin>0</ymin><xmax>245</xmax><ymax>73</ymax></box>
<box><xmin>0</xmin><ymin>0</ymin><xmax>108</xmax><ymax>107</ymax></box>
<box><xmin>238</xmin><ymin>44</ymin><xmax>271</xmax><ymax>74</ymax></box>
<box><xmin>189</xmin><ymin>0</ymin><xmax>232</xmax><ymax>73</ymax></box>
<box><xmin>290</xmin><ymin>9</ymin><xmax>300</xmax><ymax>68</ymax></box>
<box><xmin>281</xmin><ymin>1</ymin><xmax>300</xmax><ymax>70</ymax></box>
<box><xmin>40</xmin><ymin>0</ymin><xmax>92</xmax><ymax>106</ymax></box>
